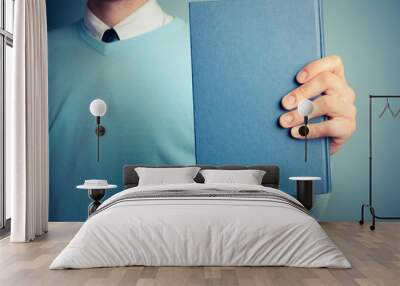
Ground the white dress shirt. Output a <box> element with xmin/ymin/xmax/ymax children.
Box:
<box><xmin>84</xmin><ymin>0</ymin><xmax>173</xmax><ymax>41</ymax></box>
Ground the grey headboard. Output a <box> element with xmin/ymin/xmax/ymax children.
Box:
<box><xmin>123</xmin><ymin>165</ymin><xmax>279</xmax><ymax>189</ymax></box>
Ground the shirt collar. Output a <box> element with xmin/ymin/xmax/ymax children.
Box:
<box><xmin>84</xmin><ymin>0</ymin><xmax>173</xmax><ymax>41</ymax></box>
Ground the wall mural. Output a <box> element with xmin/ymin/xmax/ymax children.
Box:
<box><xmin>48</xmin><ymin>0</ymin><xmax>331</xmax><ymax>221</ymax></box>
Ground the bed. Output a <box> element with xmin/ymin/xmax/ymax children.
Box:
<box><xmin>50</xmin><ymin>165</ymin><xmax>350</xmax><ymax>269</ymax></box>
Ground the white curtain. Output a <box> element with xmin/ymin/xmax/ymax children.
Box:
<box><xmin>7</xmin><ymin>0</ymin><xmax>49</xmax><ymax>242</ymax></box>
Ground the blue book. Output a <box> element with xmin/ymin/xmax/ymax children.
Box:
<box><xmin>189</xmin><ymin>0</ymin><xmax>330</xmax><ymax>194</ymax></box>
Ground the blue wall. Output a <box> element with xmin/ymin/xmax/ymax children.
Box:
<box><xmin>312</xmin><ymin>0</ymin><xmax>400</xmax><ymax>221</ymax></box>
<box><xmin>46</xmin><ymin>0</ymin><xmax>400</xmax><ymax>221</ymax></box>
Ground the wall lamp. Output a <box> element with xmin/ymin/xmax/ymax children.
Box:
<box><xmin>298</xmin><ymin>99</ymin><xmax>314</xmax><ymax>162</ymax></box>
<box><xmin>89</xmin><ymin>99</ymin><xmax>107</xmax><ymax>162</ymax></box>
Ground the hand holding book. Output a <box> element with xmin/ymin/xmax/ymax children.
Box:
<box><xmin>279</xmin><ymin>55</ymin><xmax>357</xmax><ymax>154</ymax></box>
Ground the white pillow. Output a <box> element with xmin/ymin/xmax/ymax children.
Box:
<box><xmin>200</xmin><ymin>169</ymin><xmax>266</xmax><ymax>185</ymax></box>
<box><xmin>135</xmin><ymin>167</ymin><xmax>201</xmax><ymax>186</ymax></box>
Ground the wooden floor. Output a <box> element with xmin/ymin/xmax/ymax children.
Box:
<box><xmin>0</xmin><ymin>222</ymin><xmax>399</xmax><ymax>286</ymax></box>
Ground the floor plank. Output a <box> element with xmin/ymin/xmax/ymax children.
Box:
<box><xmin>0</xmin><ymin>222</ymin><xmax>399</xmax><ymax>286</ymax></box>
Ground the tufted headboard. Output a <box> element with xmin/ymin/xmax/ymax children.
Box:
<box><xmin>123</xmin><ymin>165</ymin><xmax>280</xmax><ymax>190</ymax></box>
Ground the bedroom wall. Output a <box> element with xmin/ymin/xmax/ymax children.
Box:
<box><xmin>46</xmin><ymin>0</ymin><xmax>400</xmax><ymax>221</ymax></box>
<box><xmin>312</xmin><ymin>0</ymin><xmax>400</xmax><ymax>221</ymax></box>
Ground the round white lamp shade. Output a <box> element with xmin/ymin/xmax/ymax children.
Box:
<box><xmin>90</xmin><ymin>99</ymin><xmax>107</xmax><ymax>117</ymax></box>
<box><xmin>298</xmin><ymin>99</ymin><xmax>314</xmax><ymax>117</ymax></box>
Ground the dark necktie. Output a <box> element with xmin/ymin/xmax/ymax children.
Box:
<box><xmin>102</xmin><ymin>28</ymin><xmax>120</xmax><ymax>43</ymax></box>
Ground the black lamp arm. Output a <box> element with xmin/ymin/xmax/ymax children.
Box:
<box><xmin>94</xmin><ymin>116</ymin><xmax>106</xmax><ymax>162</ymax></box>
<box><xmin>297</xmin><ymin>116</ymin><xmax>310</xmax><ymax>162</ymax></box>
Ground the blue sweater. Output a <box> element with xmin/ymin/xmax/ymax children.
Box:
<box><xmin>48</xmin><ymin>18</ymin><xmax>195</xmax><ymax>221</ymax></box>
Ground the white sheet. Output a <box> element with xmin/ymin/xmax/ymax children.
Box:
<box><xmin>50</xmin><ymin>183</ymin><xmax>350</xmax><ymax>269</ymax></box>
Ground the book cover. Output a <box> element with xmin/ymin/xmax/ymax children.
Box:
<box><xmin>189</xmin><ymin>0</ymin><xmax>330</xmax><ymax>194</ymax></box>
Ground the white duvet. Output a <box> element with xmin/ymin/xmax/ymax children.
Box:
<box><xmin>50</xmin><ymin>183</ymin><xmax>350</xmax><ymax>269</ymax></box>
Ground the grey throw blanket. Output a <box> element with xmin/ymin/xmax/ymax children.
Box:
<box><xmin>91</xmin><ymin>188</ymin><xmax>308</xmax><ymax>218</ymax></box>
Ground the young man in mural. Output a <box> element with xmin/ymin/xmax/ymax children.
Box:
<box><xmin>82</xmin><ymin>0</ymin><xmax>357</xmax><ymax>155</ymax></box>
<box><xmin>48</xmin><ymin>0</ymin><xmax>356</xmax><ymax>220</ymax></box>
<box><xmin>48</xmin><ymin>0</ymin><xmax>196</xmax><ymax>220</ymax></box>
